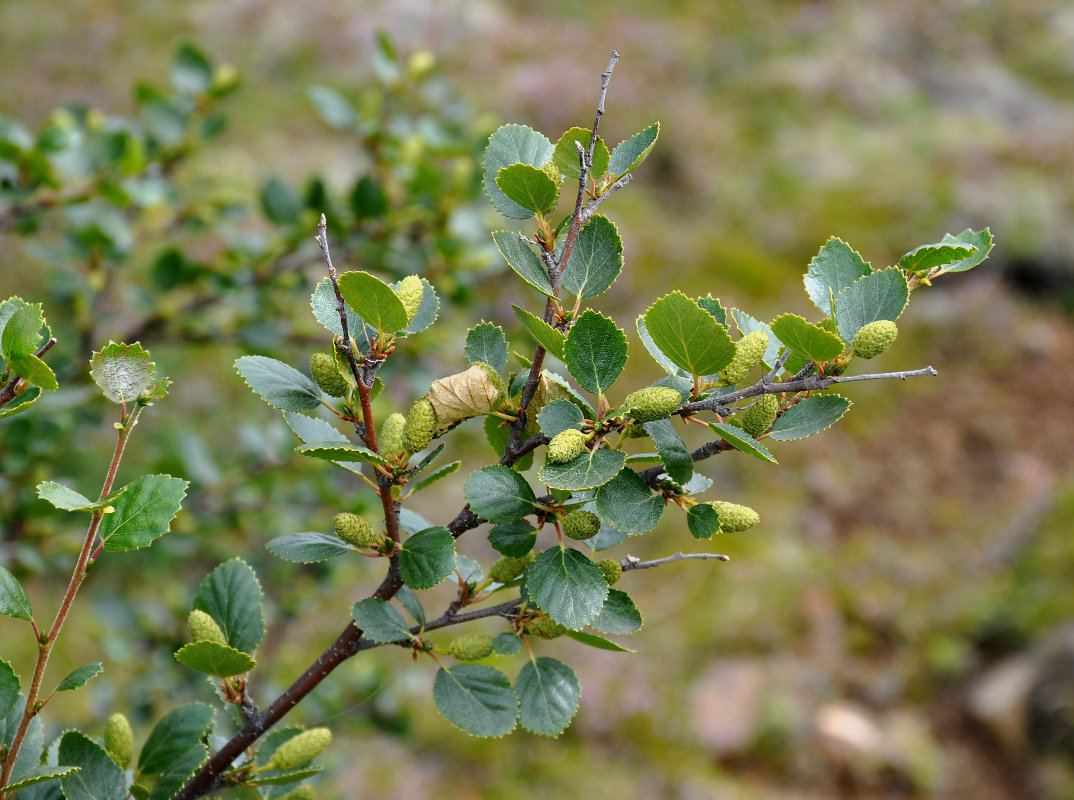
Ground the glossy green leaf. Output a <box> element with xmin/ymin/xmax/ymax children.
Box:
<box><xmin>566</xmin><ymin>630</ymin><xmax>634</xmax><ymax>652</ymax></box>
<box><xmin>642</xmin><ymin>419</ymin><xmax>692</xmax><ymax>484</ymax></box>
<box><xmin>98</xmin><ymin>474</ymin><xmax>188</xmax><ymax>552</ymax></box>
<box><xmin>687</xmin><ymin>503</ymin><xmax>721</xmax><ymax>539</ymax></box>
<box><xmin>0</xmin><ymin>385</ymin><xmax>40</xmax><ymax>418</ymax></box>
<box><xmin>267</xmin><ymin>532</ymin><xmax>352</xmax><ymax>563</ymax></box>
<box><xmin>560</xmin><ymin>215</ymin><xmax>623</xmax><ymax>300</ymax></box>
<box><xmin>644</xmin><ymin>292</ymin><xmax>735</xmax><ymax>377</ymax></box>
<box><xmin>465</xmin><ymin>322</ymin><xmax>508</xmax><ymax>372</ymax></box>
<box><xmin>295</xmin><ymin>441</ymin><xmax>389</xmax><ymax>465</ymax></box>
<box><xmin>564</xmin><ymin>310</ymin><xmax>626</xmax><ymax>396</ymax></box>
<box><xmin>803</xmin><ymin>237</ymin><xmax>871</xmax><ymax>315</ymax></box>
<box><xmin>464</xmin><ymin>466</ymin><xmax>537</xmax><ymax>524</ymax></box>
<box><xmin>636</xmin><ymin>316</ymin><xmax>687</xmax><ymax>377</ymax></box>
<box><xmin>0</xmin><ymin>566</ymin><xmax>32</xmax><ymax>621</ymax></box>
<box><xmin>137</xmin><ymin>703</ymin><xmax>215</xmax><ymax>774</ymax></box>
<box><xmin>770</xmin><ymin>313</ymin><xmax>845</xmax><ymax>362</ymax></box>
<box><xmin>536</xmin><ymin>398</ymin><xmax>583</xmax><ymax>438</ymax></box>
<box><xmin>488</xmin><ymin>521</ymin><xmax>537</xmax><ymax>558</ymax></box>
<box><xmin>58</xmin><ymin>731</ymin><xmax>126</xmax><ymax>800</ymax></box>
<box><xmin>707</xmin><ymin>421</ymin><xmax>777</xmax><ymax>463</ymax></box>
<box><xmin>517</xmin><ymin>657</ymin><xmax>580</xmax><ymax>737</ymax></box>
<box><xmin>538</xmin><ymin>448</ymin><xmax>625</xmax><ymax>491</ymax></box>
<box><xmin>933</xmin><ymin>228</ymin><xmax>994</xmax><ymax>274</ymax></box>
<box><xmin>192</xmin><ymin>558</ymin><xmax>265</xmax><ymax>653</ymax></box>
<box><xmin>834</xmin><ymin>268</ymin><xmax>909</xmax><ymax>343</ymax></box>
<box><xmin>306</xmin><ymin>85</ymin><xmax>358</xmax><ymax>130</ymax></box>
<box><xmin>147</xmin><ymin>745</ymin><xmax>208</xmax><ymax>800</ymax></box>
<box><xmin>589</xmin><ymin>588</ymin><xmax>643</xmax><ymax>635</ymax></box>
<box><xmin>595</xmin><ymin>469</ymin><xmax>664</xmax><ymax>536</ymax></box>
<box><xmin>337</xmin><ymin>270</ymin><xmax>410</xmax><ymax>336</ymax></box>
<box><xmin>1</xmin><ymin>302</ymin><xmax>44</xmax><ymax>361</ymax></box>
<box><xmin>493</xmin><ymin>231</ymin><xmax>554</xmax><ymax>297</ymax></box>
<box><xmin>496</xmin><ymin>163</ymin><xmax>559</xmax><ymax>215</ymax></box>
<box><xmin>55</xmin><ymin>662</ymin><xmax>103</xmax><ymax>692</ymax></box>
<box><xmin>174</xmin><ymin>642</ymin><xmax>256</xmax><ymax>678</ymax></box>
<box><xmin>35</xmin><ymin>481</ymin><xmax>126</xmax><ymax>512</ymax></box>
<box><xmin>90</xmin><ymin>342</ymin><xmax>156</xmax><ymax>404</ymax></box>
<box><xmin>483</xmin><ymin>124</ymin><xmax>554</xmax><ymax>219</ymax></box>
<box><xmin>607</xmin><ymin>122</ymin><xmax>659</xmax><ymax>178</ymax></box>
<box><xmin>169</xmin><ymin>42</ymin><xmax>213</xmax><ymax>95</ymax></box>
<box><xmin>7</xmin><ymin>352</ymin><xmax>56</xmax><ymax>391</ymax></box>
<box><xmin>399</xmin><ymin>527</ymin><xmax>456</xmax><ymax>590</ymax></box>
<box><xmin>769</xmin><ymin>395</ymin><xmax>851</xmax><ymax>440</ymax></box>
<box><xmin>553</xmin><ymin>126</ymin><xmax>610</xmax><ymax>181</ymax></box>
<box><xmin>352</xmin><ymin>598</ymin><xmax>412</xmax><ymax>644</ymax></box>
<box><xmin>235</xmin><ymin>355</ymin><xmax>322</xmax><ymax>412</ymax></box>
<box><xmin>434</xmin><ymin>664</ymin><xmax>518</xmax><ymax>738</ymax></box>
<box><xmin>526</xmin><ymin>547</ymin><xmax>608</xmax><ymax>629</ymax></box>
<box><xmin>0</xmin><ymin>659</ymin><xmax>18</xmax><ymax>718</ymax></box>
<box><xmin>897</xmin><ymin>241</ymin><xmax>977</xmax><ymax>274</ymax></box>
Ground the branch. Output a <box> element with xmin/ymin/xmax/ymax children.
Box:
<box><xmin>622</xmin><ymin>551</ymin><xmax>730</xmax><ymax>571</ymax></box>
<box><xmin>579</xmin><ymin>172</ymin><xmax>633</xmax><ymax>227</ymax></box>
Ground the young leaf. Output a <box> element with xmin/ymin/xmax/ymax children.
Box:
<box><xmin>933</xmin><ymin>228</ymin><xmax>993</xmax><ymax>274</ymax></box>
<box><xmin>564</xmin><ymin>310</ymin><xmax>627</xmax><ymax>396</ymax></box>
<box><xmin>768</xmin><ymin>395</ymin><xmax>851</xmax><ymax>440</ymax></box>
<box><xmin>465</xmin><ymin>322</ymin><xmax>508</xmax><ymax>372</ymax></box>
<box><xmin>235</xmin><ymin>355</ymin><xmax>322</xmax><ymax>412</ymax></box>
<box><xmin>0</xmin><ymin>659</ymin><xmax>19</xmax><ymax>718</ymax></box>
<box><xmin>434</xmin><ymin>664</ymin><xmax>518</xmax><ymax>738</ymax></box>
<box><xmin>607</xmin><ymin>122</ymin><xmax>660</xmax><ymax>178</ymax></box>
<box><xmin>337</xmin><ymin>270</ymin><xmax>409</xmax><ymax>336</ymax></box>
<box><xmin>537</xmin><ymin>398</ymin><xmax>584</xmax><ymax>438</ymax></box>
<box><xmin>687</xmin><ymin>503</ymin><xmax>721</xmax><ymax>539</ymax></box>
<box><xmin>496</xmin><ymin>163</ymin><xmax>559</xmax><ymax>215</ymax></box>
<box><xmin>174</xmin><ymin>642</ymin><xmax>256</xmax><ymax>678</ymax></box>
<box><xmin>707</xmin><ymin>421</ymin><xmax>777</xmax><ymax>463</ymax></box>
<box><xmin>55</xmin><ymin>662</ymin><xmax>103</xmax><ymax>692</ymax></box>
<box><xmin>566</xmin><ymin>630</ymin><xmax>634</xmax><ymax>652</ymax></box>
<box><xmin>538</xmin><ymin>448</ymin><xmax>626</xmax><ymax>492</ymax></box>
<box><xmin>295</xmin><ymin>441</ymin><xmax>389</xmax><ymax>465</ymax></box>
<box><xmin>411</xmin><ymin>461</ymin><xmax>462</xmax><ymax>494</ymax></box>
<box><xmin>399</xmin><ymin>527</ymin><xmax>456</xmax><ymax>590</ymax></box>
<box><xmin>526</xmin><ymin>547</ymin><xmax>608</xmax><ymax>629</ymax></box>
<box><xmin>560</xmin><ymin>214</ymin><xmax>624</xmax><ymax>300</ymax></box>
<box><xmin>642</xmin><ymin>419</ymin><xmax>692</xmax><ymax>484</ymax></box>
<box><xmin>0</xmin><ymin>566</ymin><xmax>32</xmax><ymax>621</ymax></box>
<box><xmin>897</xmin><ymin>241</ymin><xmax>977</xmax><ymax>274</ymax></box>
<box><xmin>464</xmin><ymin>466</ymin><xmax>538</xmax><ymax>524</ymax></box>
<box><xmin>595</xmin><ymin>469</ymin><xmax>664</xmax><ymax>536</ymax></box>
<box><xmin>589</xmin><ymin>588</ymin><xmax>643</xmax><ymax>635</ymax></box>
<box><xmin>636</xmin><ymin>316</ymin><xmax>688</xmax><ymax>378</ymax></box>
<box><xmin>90</xmin><ymin>342</ymin><xmax>157</xmax><ymax>404</ymax></box>
<box><xmin>834</xmin><ymin>268</ymin><xmax>909</xmax><ymax>343</ymax></box>
<box><xmin>493</xmin><ymin>232</ymin><xmax>554</xmax><ymax>297</ymax></box>
<box><xmin>58</xmin><ymin>730</ymin><xmax>126</xmax><ymax>800</ymax></box>
<box><xmin>7</xmin><ymin>353</ymin><xmax>56</xmax><ymax>391</ymax></box>
<box><xmin>192</xmin><ymin>558</ymin><xmax>265</xmax><ymax>654</ymax></box>
<box><xmin>644</xmin><ymin>292</ymin><xmax>734</xmax><ymax>377</ymax></box>
<box><xmin>97</xmin><ymin>474</ymin><xmax>188</xmax><ymax>552</ymax></box>
<box><xmin>483</xmin><ymin>124</ymin><xmax>554</xmax><ymax>219</ymax></box>
<box><xmin>352</xmin><ymin>598</ymin><xmax>412</xmax><ymax>644</ymax></box>
<box><xmin>1</xmin><ymin>302</ymin><xmax>45</xmax><ymax>361</ymax></box>
<box><xmin>512</xmin><ymin>305</ymin><xmax>566</xmax><ymax>361</ymax></box>
<box><xmin>553</xmin><ymin>126</ymin><xmax>610</xmax><ymax>181</ymax></box>
<box><xmin>803</xmin><ymin>237</ymin><xmax>871</xmax><ymax>315</ymax></box>
<box><xmin>137</xmin><ymin>703</ymin><xmax>215</xmax><ymax>774</ymax></box>
<box><xmin>0</xmin><ymin>385</ymin><xmax>40</xmax><ymax>418</ymax></box>
<box><xmin>36</xmin><ymin>481</ymin><xmax>127</xmax><ymax>512</ymax></box>
<box><xmin>147</xmin><ymin>744</ymin><xmax>209</xmax><ymax>800</ymax></box>
<box><xmin>267</xmin><ymin>532</ymin><xmax>352</xmax><ymax>563</ymax></box>
<box><xmin>397</xmin><ymin>277</ymin><xmax>440</xmax><ymax>335</ymax></box>
<box><xmin>770</xmin><ymin>313</ymin><xmax>845</xmax><ymax>362</ymax></box>
<box><xmin>516</xmin><ymin>657</ymin><xmax>581</xmax><ymax>737</ymax></box>
<box><xmin>488</xmin><ymin>521</ymin><xmax>538</xmax><ymax>558</ymax></box>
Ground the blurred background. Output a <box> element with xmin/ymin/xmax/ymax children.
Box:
<box><xmin>2</xmin><ymin>1</ymin><xmax>1074</xmax><ymax>798</ymax></box>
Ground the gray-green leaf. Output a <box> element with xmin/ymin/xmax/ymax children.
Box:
<box><xmin>834</xmin><ymin>268</ymin><xmax>909</xmax><ymax>343</ymax></box>
<box><xmin>512</xmin><ymin>304</ymin><xmax>566</xmax><ymax>361</ymax></box>
<box><xmin>433</xmin><ymin>665</ymin><xmax>518</xmax><ymax>738</ymax></box>
<box><xmin>644</xmin><ymin>292</ymin><xmax>734</xmax><ymax>377</ymax></box>
<box><xmin>465</xmin><ymin>322</ymin><xmax>508</xmax><ymax>372</ymax></box>
<box><xmin>58</xmin><ymin>730</ymin><xmax>126</xmax><ymax>800</ymax></box>
<box><xmin>137</xmin><ymin>703</ymin><xmax>214</xmax><ymax>774</ymax></box>
<box><xmin>536</xmin><ymin>399</ymin><xmax>584</xmax><ymax>438</ymax></box>
<box><xmin>595</xmin><ymin>469</ymin><xmax>664</xmax><ymax>536</ymax></box>
<box><xmin>493</xmin><ymin>232</ymin><xmax>554</xmax><ymax>297</ymax></box>
<box><xmin>589</xmin><ymin>588</ymin><xmax>643</xmax><ymax>635</ymax></box>
<box><xmin>0</xmin><ymin>659</ymin><xmax>18</xmax><ymax>718</ymax></box>
<box><xmin>560</xmin><ymin>215</ymin><xmax>623</xmax><ymax>300</ymax></box>
<box><xmin>267</xmin><ymin>532</ymin><xmax>353</xmax><ymax>563</ymax></box>
<box><xmin>642</xmin><ymin>419</ymin><xmax>692</xmax><ymax>484</ymax></box>
<box><xmin>607</xmin><ymin>122</ymin><xmax>659</xmax><ymax>178</ymax></box>
<box><xmin>516</xmin><ymin>657</ymin><xmax>580</xmax><ymax>737</ymax></box>
<box><xmin>803</xmin><ymin>237</ymin><xmax>871</xmax><ymax>315</ymax></box>
<box><xmin>483</xmin><ymin>124</ymin><xmax>554</xmax><ymax>219</ymax></box>
<box><xmin>352</xmin><ymin>598</ymin><xmax>412</xmax><ymax>644</ymax></box>
<box><xmin>89</xmin><ymin>342</ymin><xmax>157</xmax><ymax>404</ymax></box>
<box><xmin>526</xmin><ymin>547</ymin><xmax>608</xmax><ymax>629</ymax></box>
<box><xmin>538</xmin><ymin>448</ymin><xmax>625</xmax><ymax>492</ymax></box>
<box><xmin>707</xmin><ymin>421</ymin><xmax>777</xmax><ymax>463</ymax></box>
<box><xmin>768</xmin><ymin>395</ymin><xmax>851</xmax><ymax>440</ymax></box>
<box><xmin>235</xmin><ymin>355</ymin><xmax>322</xmax><ymax>412</ymax></box>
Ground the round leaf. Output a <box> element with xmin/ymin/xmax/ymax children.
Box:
<box><xmin>496</xmin><ymin>163</ymin><xmax>559</xmax><ymax>215</ymax></box>
<box><xmin>687</xmin><ymin>504</ymin><xmax>721</xmax><ymax>539</ymax></box>
<box><xmin>643</xmin><ymin>292</ymin><xmax>735</xmax><ymax>377</ymax></box>
<box><xmin>433</xmin><ymin>664</ymin><xmax>518</xmax><ymax>738</ymax></box>
<box><xmin>174</xmin><ymin>642</ymin><xmax>256</xmax><ymax>678</ymax></box>
<box><xmin>517</xmin><ymin>657</ymin><xmax>580</xmax><ymax>737</ymax></box>
<box><xmin>526</xmin><ymin>547</ymin><xmax>608</xmax><ymax>630</ymax></box>
<box><xmin>595</xmin><ymin>469</ymin><xmax>664</xmax><ymax>536</ymax></box>
<box><xmin>834</xmin><ymin>268</ymin><xmax>909</xmax><ymax>343</ymax></box>
<box><xmin>589</xmin><ymin>588</ymin><xmax>643</xmax><ymax>635</ymax></box>
<box><xmin>770</xmin><ymin>313</ymin><xmax>845</xmax><ymax>362</ymax></box>
<box><xmin>554</xmin><ymin>126</ymin><xmax>610</xmax><ymax>181</ymax></box>
<box><xmin>464</xmin><ymin>466</ymin><xmax>537</xmax><ymax>524</ymax></box>
<box><xmin>193</xmin><ymin>558</ymin><xmax>265</xmax><ymax>653</ymax></box>
<box><xmin>538</xmin><ymin>448</ymin><xmax>625</xmax><ymax>491</ymax></box>
<box><xmin>465</xmin><ymin>322</ymin><xmax>508</xmax><ymax>372</ymax></box>
<box><xmin>536</xmin><ymin>399</ymin><xmax>584</xmax><ymax>438</ymax></box>
<box><xmin>483</xmin><ymin>124</ymin><xmax>554</xmax><ymax>219</ymax></box>
<box><xmin>564</xmin><ymin>309</ymin><xmax>627</xmax><ymax>396</ymax></box>
<box><xmin>488</xmin><ymin>521</ymin><xmax>538</xmax><ymax>558</ymax></box>
<box><xmin>803</xmin><ymin>237</ymin><xmax>871</xmax><ymax>315</ymax></box>
<box><xmin>352</xmin><ymin>598</ymin><xmax>412</xmax><ymax>644</ymax></box>
<box><xmin>399</xmin><ymin>527</ymin><xmax>456</xmax><ymax>590</ymax></box>
<box><xmin>337</xmin><ymin>270</ymin><xmax>410</xmax><ymax>336</ymax></box>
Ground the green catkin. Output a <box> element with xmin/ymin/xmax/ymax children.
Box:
<box><xmin>404</xmin><ymin>397</ymin><xmax>437</xmax><ymax>452</ymax></box>
<box><xmin>265</xmin><ymin>728</ymin><xmax>333</xmax><ymax>771</ymax></box>
<box><xmin>188</xmin><ymin>609</ymin><xmax>227</xmax><ymax>646</ymax></box>
<box><xmin>622</xmin><ymin>386</ymin><xmax>682</xmax><ymax>422</ymax></box>
<box><xmin>562</xmin><ymin>510</ymin><xmax>601</xmax><ymax>540</ymax></box>
<box><xmin>546</xmin><ymin>428</ymin><xmax>588</xmax><ymax>463</ymax></box>
<box><xmin>309</xmin><ymin>353</ymin><xmax>349</xmax><ymax>398</ymax></box>
<box><xmin>720</xmin><ymin>330</ymin><xmax>769</xmax><ymax>385</ymax></box>
<box><xmin>852</xmin><ymin>320</ymin><xmax>898</xmax><ymax>359</ymax></box>
<box><xmin>711</xmin><ymin>501</ymin><xmax>760</xmax><ymax>532</ymax></box>
<box><xmin>742</xmin><ymin>394</ymin><xmax>780</xmax><ymax>437</ymax></box>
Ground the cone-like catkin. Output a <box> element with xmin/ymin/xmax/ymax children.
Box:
<box><xmin>104</xmin><ymin>713</ymin><xmax>133</xmax><ymax>768</ymax></box>
<box><xmin>265</xmin><ymin>727</ymin><xmax>333</xmax><ymax>771</ymax></box>
<box><xmin>188</xmin><ymin>609</ymin><xmax>227</xmax><ymax>646</ymax></box>
<box><xmin>720</xmin><ymin>330</ymin><xmax>769</xmax><ymax>385</ymax></box>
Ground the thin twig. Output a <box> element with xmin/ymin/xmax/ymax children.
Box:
<box><xmin>579</xmin><ymin>172</ymin><xmax>633</xmax><ymax>227</ymax></box>
<box><xmin>622</xmin><ymin>552</ymin><xmax>730</xmax><ymax>571</ymax></box>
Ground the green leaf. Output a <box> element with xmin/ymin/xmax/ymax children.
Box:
<box><xmin>644</xmin><ymin>292</ymin><xmax>735</xmax><ymax>377</ymax></box>
<box><xmin>512</xmin><ymin>305</ymin><xmax>566</xmax><ymax>361</ymax></box>
<box><xmin>175</xmin><ymin>642</ymin><xmax>256</xmax><ymax>678</ymax></box>
<box><xmin>482</xmin><ymin>415</ymin><xmax>533</xmax><ymax>471</ymax></box>
<box><xmin>553</xmin><ymin>126</ymin><xmax>610</xmax><ymax>181</ymax></box>
<box><xmin>399</xmin><ymin>527</ymin><xmax>456</xmax><ymax>590</ymax></box>
<box><xmin>235</xmin><ymin>355</ymin><xmax>322</xmax><ymax>412</ymax></box>
<box><xmin>496</xmin><ymin>163</ymin><xmax>559</xmax><ymax>215</ymax></box>
<box><xmin>731</xmin><ymin>310</ymin><xmax>784</xmax><ymax>370</ymax></box>
<box><xmin>687</xmin><ymin>504</ymin><xmax>721</xmax><ymax>539</ymax></box>
<box><xmin>803</xmin><ymin>237</ymin><xmax>872</xmax><ymax>315</ymax></box>
<box><xmin>560</xmin><ymin>215</ymin><xmax>623</xmax><ymax>300</ymax></box>
<box><xmin>90</xmin><ymin>342</ymin><xmax>157</xmax><ymax>404</ymax></box>
<box><xmin>2</xmin><ymin>765</ymin><xmax>80</xmax><ymax>793</ymax></box>
<box><xmin>397</xmin><ymin>277</ymin><xmax>440</xmax><ymax>336</ymax></box>
<box><xmin>536</xmin><ymin>399</ymin><xmax>583</xmax><ymax>438</ymax></box>
<box><xmin>834</xmin><ymin>268</ymin><xmax>909</xmax><ymax>343</ymax></box>
<box><xmin>192</xmin><ymin>558</ymin><xmax>265</xmax><ymax>653</ymax></box>
<box><xmin>697</xmin><ymin>294</ymin><xmax>728</xmax><ymax>326</ymax></box>
<box><xmin>56</xmin><ymin>662</ymin><xmax>103</xmax><ymax>692</ymax></box>
<box><xmin>543</xmin><ymin>370</ymin><xmax>596</xmax><ymax>417</ymax></box>
<box><xmin>98</xmin><ymin>474</ymin><xmax>188</xmax><ymax>552</ymax></box>
<box><xmin>707</xmin><ymin>421</ymin><xmax>777</xmax><ymax>463</ymax></box>
<box><xmin>306</xmin><ymin>85</ymin><xmax>358</xmax><ymax>130</ymax></box>
<box><xmin>267</xmin><ymin>532</ymin><xmax>352</xmax><ymax>563</ymax></box>
<box><xmin>897</xmin><ymin>241</ymin><xmax>976</xmax><ymax>274</ymax></box>
<box><xmin>516</xmin><ymin>657</ymin><xmax>580</xmax><ymax>737</ymax></box>
<box><xmin>770</xmin><ymin>313</ymin><xmax>845</xmax><ymax>362</ymax></box>
<box><xmin>8</xmin><ymin>352</ymin><xmax>57</xmax><ymax>391</ymax></box>
<box><xmin>589</xmin><ymin>588</ymin><xmax>643</xmax><ymax>635</ymax></box>
<box><xmin>607</xmin><ymin>122</ymin><xmax>660</xmax><ymax>178</ymax></box>
<box><xmin>565</xmin><ymin>630</ymin><xmax>634</xmax><ymax>652</ymax></box>
<box><xmin>137</xmin><ymin>703</ymin><xmax>214</xmax><ymax>774</ymax></box>
<box><xmin>493</xmin><ymin>231</ymin><xmax>554</xmax><ymax>297</ymax></box>
<box><xmin>412</xmin><ymin>461</ymin><xmax>462</xmax><ymax>494</ymax></box>
<box><xmin>934</xmin><ymin>228</ymin><xmax>994</xmax><ymax>274</ymax></box>
<box><xmin>636</xmin><ymin>316</ymin><xmax>687</xmax><ymax>378</ymax></box>
<box><xmin>483</xmin><ymin>124</ymin><xmax>554</xmax><ymax>219</ymax></box>
<box><xmin>169</xmin><ymin>41</ymin><xmax>212</xmax><ymax>95</ymax></box>
<box><xmin>526</xmin><ymin>547</ymin><xmax>608</xmax><ymax>629</ymax></box>
<box><xmin>539</xmin><ymin>448</ymin><xmax>625</xmax><ymax>491</ymax></box>
<box><xmin>1</xmin><ymin>302</ymin><xmax>44</xmax><ymax>361</ymax></box>
<box><xmin>769</xmin><ymin>395</ymin><xmax>851</xmax><ymax>440</ymax></box>
<box><xmin>0</xmin><ymin>566</ymin><xmax>32</xmax><ymax>621</ymax></box>
<box><xmin>564</xmin><ymin>310</ymin><xmax>626</xmax><ymax>396</ymax></box>
<box><xmin>595</xmin><ymin>469</ymin><xmax>664</xmax><ymax>536</ymax></box>
<box><xmin>0</xmin><ymin>385</ymin><xmax>40</xmax><ymax>418</ymax></box>
<box><xmin>283</xmin><ymin>412</ymin><xmax>365</xmax><ymax>477</ymax></box>
<box><xmin>309</xmin><ymin>277</ymin><xmax>370</xmax><ymax>346</ymax></box>
<box><xmin>243</xmin><ymin>767</ymin><xmax>322</xmax><ymax>787</ymax></box>
<box><xmin>488</xmin><ymin>521</ymin><xmax>537</xmax><ymax>558</ymax></box>
<box><xmin>337</xmin><ymin>270</ymin><xmax>410</xmax><ymax>336</ymax></box>
<box><xmin>642</xmin><ymin>419</ymin><xmax>692</xmax><ymax>484</ymax></box>
<box><xmin>147</xmin><ymin>745</ymin><xmax>208</xmax><ymax>800</ymax></box>
<box><xmin>396</xmin><ymin>585</ymin><xmax>425</xmax><ymax>628</ymax></box>
<box><xmin>58</xmin><ymin>731</ymin><xmax>126</xmax><ymax>800</ymax></box>
<box><xmin>434</xmin><ymin>665</ymin><xmax>518</xmax><ymax>738</ymax></box>
<box><xmin>493</xmin><ymin>633</ymin><xmax>522</xmax><ymax>655</ymax></box>
<box><xmin>351</xmin><ymin>598</ymin><xmax>412</xmax><ymax>644</ymax></box>
<box><xmin>260</xmin><ymin>175</ymin><xmax>301</xmax><ymax>224</ymax></box>
<box><xmin>465</xmin><ymin>322</ymin><xmax>508</xmax><ymax>372</ymax></box>
<box><xmin>36</xmin><ymin>481</ymin><xmax>127</xmax><ymax>512</ymax></box>
<box><xmin>464</xmin><ymin>466</ymin><xmax>537</xmax><ymax>524</ymax></box>
<box><xmin>295</xmin><ymin>440</ymin><xmax>389</xmax><ymax>465</ymax></box>
<box><xmin>0</xmin><ymin>659</ymin><xmax>18</xmax><ymax>718</ymax></box>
